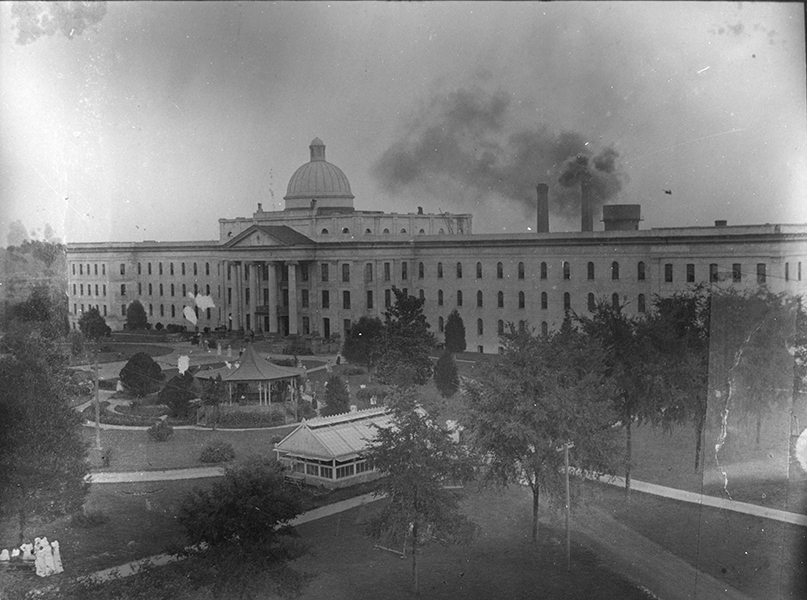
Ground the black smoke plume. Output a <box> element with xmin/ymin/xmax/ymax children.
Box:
<box><xmin>373</xmin><ymin>87</ymin><xmax>627</xmax><ymax>225</ymax></box>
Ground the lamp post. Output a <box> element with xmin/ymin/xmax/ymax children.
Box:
<box><xmin>94</xmin><ymin>346</ymin><xmax>101</xmax><ymax>450</ymax></box>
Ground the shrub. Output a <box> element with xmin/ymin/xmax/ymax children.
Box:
<box><xmin>70</xmin><ymin>509</ymin><xmax>109</xmax><ymax>529</ymax></box>
<box><xmin>282</xmin><ymin>344</ymin><xmax>313</xmax><ymax>355</ymax></box>
<box><xmin>298</xmin><ymin>400</ymin><xmax>317</xmax><ymax>420</ymax></box>
<box><xmin>434</xmin><ymin>349</ymin><xmax>460</xmax><ymax>398</ymax></box>
<box><xmin>98</xmin><ymin>378</ymin><xmax>118</xmax><ymax>391</ymax></box>
<box><xmin>119</xmin><ymin>352</ymin><xmax>164</xmax><ymax>397</ymax></box>
<box><xmin>341</xmin><ymin>365</ymin><xmax>365</xmax><ymax>376</ymax></box>
<box><xmin>200</xmin><ymin>441</ymin><xmax>236</xmax><ymax>463</ymax></box>
<box><xmin>215</xmin><ymin>410</ymin><xmax>290</xmax><ymax>429</ymax></box>
<box><xmin>271</xmin><ymin>357</ymin><xmax>297</xmax><ymax>367</ymax></box>
<box><xmin>155</xmin><ymin>322</ymin><xmax>164</xmax><ymax>331</ymax></box>
<box><xmin>322</xmin><ymin>375</ymin><xmax>350</xmax><ymax>417</ymax></box>
<box><xmin>159</xmin><ymin>372</ymin><xmax>196</xmax><ymax>418</ymax></box>
<box><xmin>147</xmin><ymin>420</ymin><xmax>174</xmax><ymax>442</ymax></box>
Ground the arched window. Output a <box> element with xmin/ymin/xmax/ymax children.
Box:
<box><xmin>477</xmin><ymin>319</ymin><xmax>484</xmax><ymax>335</ymax></box>
<box><xmin>497</xmin><ymin>262</ymin><xmax>503</xmax><ymax>279</ymax></box>
<box><xmin>541</xmin><ymin>321</ymin><xmax>548</xmax><ymax>337</ymax></box>
<box><xmin>170</xmin><ymin>284</ymin><xmax>175</xmax><ymax>296</ymax></box>
<box><xmin>401</xmin><ymin>229</ymin><xmax>407</xmax><ymax>234</ymax></box>
<box><xmin>588</xmin><ymin>293</ymin><xmax>595</xmax><ymax>312</ymax></box>
<box><xmin>182</xmin><ymin>284</ymin><xmax>187</xmax><ymax>297</ymax></box>
<box><xmin>497</xmin><ymin>319</ymin><xmax>504</xmax><ymax>335</ymax></box>
<box><xmin>457</xmin><ymin>290</ymin><xmax>463</xmax><ymax>306</ymax></box>
<box><xmin>437</xmin><ymin>262</ymin><xmax>443</xmax><ymax>278</ymax></box>
<box><xmin>518</xmin><ymin>262</ymin><xmax>525</xmax><ymax>279</ymax></box>
<box><xmin>476</xmin><ymin>262</ymin><xmax>483</xmax><ymax>279</ymax></box>
<box><xmin>612</xmin><ymin>261</ymin><xmax>620</xmax><ymax>280</ymax></box>
<box><xmin>564</xmin><ymin>292</ymin><xmax>571</xmax><ymax>311</ymax></box>
<box><xmin>477</xmin><ymin>290</ymin><xmax>483</xmax><ymax>307</ymax></box>
<box><xmin>383</xmin><ymin>228</ymin><xmax>390</xmax><ymax>234</ymax></box>
<box><xmin>456</xmin><ymin>262</ymin><xmax>463</xmax><ymax>278</ymax></box>
<box><xmin>438</xmin><ymin>290</ymin><xmax>444</xmax><ymax>306</ymax></box>
<box><xmin>497</xmin><ymin>291</ymin><xmax>504</xmax><ymax>308</ymax></box>
<box><xmin>541</xmin><ymin>292</ymin><xmax>548</xmax><ymax>310</ymax></box>
<box><xmin>587</xmin><ymin>262</ymin><xmax>595</xmax><ymax>280</ymax></box>
<box><xmin>519</xmin><ymin>291</ymin><xmax>525</xmax><ymax>309</ymax></box>
<box><xmin>206</xmin><ymin>262</ymin><xmax>210</xmax><ymax>276</ymax></box>
<box><xmin>638</xmin><ymin>294</ymin><xmax>646</xmax><ymax>313</ymax></box>
<box><xmin>342</xmin><ymin>227</ymin><xmax>350</xmax><ymax>234</ymax></box>
<box><xmin>418</xmin><ymin>262</ymin><xmax>424</xmax><ymax>279</ymax></box>
<box><xmin>194</xmin><ymin>263</ymin><xmax>198</xmax><ymax>276</ymax></box>
<box><xmin>365</xmin><ymin>228</ymin><xmax>372</xmax><ymax>234</ymax></box>
<box><xmin>419</xmin><ymin>289</ymin><xmax>425</xmax><ymax>301</ymax></box>
<box><xmin>637</xmin><ymin>261</ymin><xmax>646</xmax><ymax>281</ymax></box>
<box><xmin>612</xmin><ymin>293</ymin><xmax>620</xmax><ymax>308</ymax></box>
<box><xmin>518</xmin><ymin>320</ymin><xmax>526</xmax><ymax>333</ymax></box>
<box><xmin>321</xmin><ymin>228</ymin><xmax>329</xmax><ymax>235</ymax></box>
<box><xmin>540</xmin><ymin>262</ymin><xmax>547</xmax><ymax>279</ymax></box>
<box><xmin>438</xmin><ymin>228</ymin><xmax>445</xmax><ymax>234</ymax></box>
<box><xmin>419</xmin><ymin>229</ymin><xmax>425</xmax><ymax>234</ymax></box>
<box><xmin>563</xmin><ymin>261</ymin><xmax>570</xmax><ymax>280</ymax></box>
<box><xmin>206</xmin><ymin>284</ymin><xmax>210</xmax><ymax>295</ymax></box>
<box><xmin>439</xmin><ymin>316</ymin><xmax>444</xmax><ymax>332</ymax></box>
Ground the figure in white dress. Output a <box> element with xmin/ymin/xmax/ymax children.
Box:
<box><xmin>0</xmin><ymin>549</ymin><xmax>9</xmax><ymax>561</ymax></box>
<box><xmin>50</xmin><ymin>540</ymin><xmax>64</xmax><ymax>573</ymax></box>
<box><xmin>20</xmin><ymin>543</ymin><xmax>34</xmax><ymax>561</ymax></box>
<box><xmin>35</xmin><ymin>538</ymin><xmax>53</xmax><ymax>576</ymax></box>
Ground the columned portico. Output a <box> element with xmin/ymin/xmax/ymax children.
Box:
<box><xmin>234</xmin><ymin>261</ymin><xmax>243</xmax><ymax>331</ymax></box>
<box><xmin>249</xmin><ymin>262</ymin><xmax>259</xmax><ymax>333</ymax></box>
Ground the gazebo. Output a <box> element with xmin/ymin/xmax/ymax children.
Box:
<box><xmin>195</xmin><ymin>345</ymin><xmax>304</xmax><ymax>405</ymax></box>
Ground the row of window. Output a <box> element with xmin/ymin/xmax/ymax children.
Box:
<box><xmin>76</xmin><ymin>283</ymin><xmax>214</xmax><ymax>298</ymax></box>
<box><xmin>71</xmin><ymin>262</ymin><xmax>213</xmax><ymax>277</ymax></box>
<box><xmin>664</xmin><ymin>262</ymin><xmax>770</xmax><ymax>284</ymax></box>
<box><xmin>321</xmin><ymin>227</ymin><xmax>437</xmax><ymax>235</ymax></box>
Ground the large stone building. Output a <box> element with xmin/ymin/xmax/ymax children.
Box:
<box><xmin>67</xmin><ymin>138</ymin><xmax>807</xmax><ymax>352</ymax></box>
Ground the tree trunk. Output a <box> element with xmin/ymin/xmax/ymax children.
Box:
<box><xmin>625</xmin><ymin>418</ymin><xmax>632</xmax><ymax>496</ymax></box>
<box><xmin>756</xmin><ymin>414</ymin><xmax>762</xmax><ymax>446</ymax></box>
<box><xmin>531</xmin><ymin>483</ymin><xmax>540</xmax><ymax>543</ymax></box>
<box><xmin>411</xmin><ymin>519</ymin><xmax>419</xmax><ymax>595</ymax></box>
<box><xmin>18</xmin><ymin>503</ymin><xmax>27</xmax><ymax>546</ymax></box>
<box><xmin>694</xmin><ymin>411</ymin><xmax>704</xmax><ymax>471</ymax></box>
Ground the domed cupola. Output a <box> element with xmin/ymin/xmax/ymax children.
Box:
<box><xmin>284</xmin><ymin>138</ymin><xmax>355</xmax><ymax>211</ymax></box>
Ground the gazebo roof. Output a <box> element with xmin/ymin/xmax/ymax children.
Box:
<box><xmin>195</xmin><ymin>345</ymin><xmax>303</xmax><ymax>382</ymax></box>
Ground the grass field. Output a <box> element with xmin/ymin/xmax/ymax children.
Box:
<box><xmin>82</xmin><ymin>426</ymin><xmax>294</xmax><ymax>471</ymax></box>
<box><xmin>71</xmin><ymin>343</ymin><xmax>174</xmax><ymax>366</ymax></box>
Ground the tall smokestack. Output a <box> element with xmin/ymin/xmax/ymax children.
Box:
<box><xmin>580</xmin><ymin>176</ymin><xmax>593</xmax><ymax>232</ymax></box>
<box><xmin>536</xmin><ymin>184</ymin><xmax>549</xmax><ymax>233</ymax></box>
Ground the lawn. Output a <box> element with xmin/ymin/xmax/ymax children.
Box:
<box><xmin>291</xmin><ymin>484</ymin><xmax>653</xmax><ymax>600</ymax></box>
<box><xmin>71</xmin><ymin>343</ymin><xmax>174</xmax><ymax>366</ymax></box>
<box><xmin>593</xmin><ymin>481</ymin><xmax>807</xmax><ymax>600</ymax></box>
<box><xmin>83</xmin><ymin>426</ymin><xmax>295</xmax><ymax>471</ymax></box>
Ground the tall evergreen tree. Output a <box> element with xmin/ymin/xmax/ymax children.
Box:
<box><xmin>322</xmin><ymin>374</ymin><xmax>350</xmax><ymax>416</ymax></box>
<box><xmin>126</xmin><ymin>299</ymin><xmax>149</xmax><ymax>330</ymax></box>
<box><xmin>444</xmin><ymin>309</ymin><xmax>466</xmax><ymax>353</ymax></box>
<box><xmin>119</xmin><ymin>351</ymin><xmax>164</xmax><ymax>397</ymax></box>
<box><xmin>341</xmin><ymin>316</ymin><xmax>384</xmax><ymax>373</ymax></box>
<box><xmin>78</xmin><ymin>306</ymin><xmax>109</xmax><ymax>341</ymax></box>
<box><xmin>376</xmin><ymin>287</ymin><xmax>435</xmax><ymax>386</ymax></box>
<box><xmin>434</xmin><ymin>349</ymin><xmax>459</xmax><ymax>398</ymax></box>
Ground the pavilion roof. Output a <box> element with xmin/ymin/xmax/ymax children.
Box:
<box><xmin>274</xmin><ymin>408</ymin><xmax>391</xmax><ymax>461</ymax></box>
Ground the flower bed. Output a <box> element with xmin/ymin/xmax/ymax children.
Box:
<box><xmin>80</xmin><ymin>402</ymin><xmax>193</xmax><ymax>427</ymax></box>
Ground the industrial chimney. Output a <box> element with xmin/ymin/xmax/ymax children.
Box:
<box><xmin>536</xmin><ymin>184</ymin><xmax>549</xmax><ymax>233</ymax></box>
<box><xmin>580</xmin><ymin>176</ymin><xmax>593</xmax><ymax>232</ymax></box>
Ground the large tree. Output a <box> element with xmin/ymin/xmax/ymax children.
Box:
<box><xmin>366</xmin><ymin>387</ymin><xmax>477</xmax><ymax>594</ymax></box>
<box><xmin>159</xmin><ymin>371</ymin><xmax>197</xmax><ymax>418</ymax></box>
<box><xmin>201</xmin><ymin>374</ymin><xmax>227</xmax><ymax>430</ymax></box>
<box><xmin>341</xmin><ymin>315</ymin><xmax>384</xmax><ymax>373</ymax></box>
<box><xmin>177</xmin><ymin>458</ymin><xmax>308</xmax><ymax>598</ymax></box>
<box><xmin>463</xmin><ymin>323</ymin><xmax>620</xmax><ymax>542</ymax></box>
<box><xmin>119</xmin><ymin>351</ymin><xmax>164</xmax><ymax>397</ymax></box>
<box><xmin>375</xmin><ymin>287</ymin><xmax>436</xmax><ymax>386</ymax></box>
<box><xmin>0</xmin><ymin>331</ymin><xmax>90</xmax><ymax>544</ymax></box>
<box><xmin>322</xmin><ymin>374</ymin><xmax>350</xmax><ymax>417</ymax></box>
<box><xmin>576</xmin><ymin>301</ymin><xmax>673</xmax><ymax>494</ymax></box>
<box><xmin>444</xmin><ymin>309</ymin><xmax>466</xmax><ymax>353</ymax></box>
<box><xmin>9</xmin><ymin>282</ymin><xmax>68</xmax><ymax>339</ymax></box>
<box><xmin>126</xmin><ymin>299</ymin><xmax>149</xmax><ymax>330</ymax></box>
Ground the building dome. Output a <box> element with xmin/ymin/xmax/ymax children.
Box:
<box><xmin>284</xmin><ymin>138</ymin><xmax>354</xmax><ymax>211</ymax></box>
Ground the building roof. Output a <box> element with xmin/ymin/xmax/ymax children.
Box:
<box><xmin>195</xmin><ymin>345</ymin><xmax>303</xmax><ymax>382</ymax></box>
<box><xmin>275</xmin><ymin>407</ymin><xmax>392</xmax><ymax>461</ymax></box>
<box><xmin>285</xmin><ymin>138</ymin><xmax>354</xmax><ymax>202</ymax></box>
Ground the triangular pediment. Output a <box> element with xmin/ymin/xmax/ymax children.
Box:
<box><xmin>224</xmin><ymin>225</ymin><xmax>314</xmax><ymax>248</ymax></box>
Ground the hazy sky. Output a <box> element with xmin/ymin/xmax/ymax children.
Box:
<box><xmin>1</xmin><ymin>2</ymin><xmax>805</xmax><ymax>244</ymax></box>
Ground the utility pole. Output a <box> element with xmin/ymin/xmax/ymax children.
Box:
<box><xmin>94</xmin><ymin>345</ymin><xmax>101</xmax><ymax>450</ymax></box>
<box><xmin>556</xmin><ymin>441</ymin><xmax>574</xmax><ymax>572</ymax></box>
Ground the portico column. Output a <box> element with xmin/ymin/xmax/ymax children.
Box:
<box><xmin>288</xmin><ymin>261</ymin><xmax>298</xmax><ymax>335</ymax></box>
<box><xmin>267</xmin><ymin>261</ymin><xmax>278</xmax><ymax>334</ymax></box>
<box><xmin>249</xmin><ymin>262</ymin><xmax>259</xmax><ymax>333</ymax></box>
<box><xmin>218</xmin><ymin>260</ymin><xmax>227</xmax><ymax>328</ymax></box>
<box><xmin>233</xmin><ymin>262</ymin><xmax>242</xmax><ymax>331</ymax></box>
